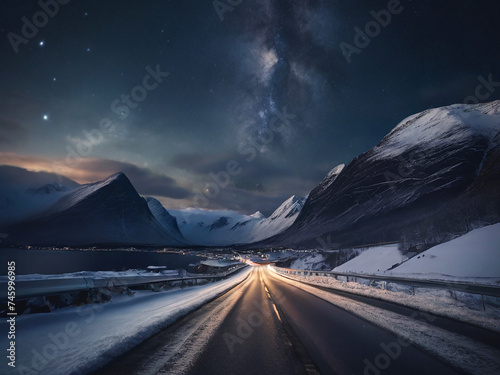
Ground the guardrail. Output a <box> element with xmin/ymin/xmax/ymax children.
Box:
<box><xmin>271</xmin><ymin>266</ymin><xmax>500</xmax><ymax>299</ymax></box>
<box><xmin>0</xmin><ymin>264</ymin><xmax>248</xmax><ymax>302</ymax></box>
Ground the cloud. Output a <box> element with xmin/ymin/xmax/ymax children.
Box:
<box><xmin>0</xmin><ymin>119</ymin><xmax>28</xmax><ymax>146</ymax></box>
<box><xmin>170</xmin><ymin>151</ymin><xmax>291</xmax><ymax>185</ymax></box>
<box><xmin>77</xmin><ymin>159</ymin><xmax>192</xmax><ymax>199</ymax></box>
<box><xmin>0</xmin><ymin>153</ymin><xmax>192</xmax><ymax>200</ymax></box>
<box><xmin>187</xmin><ymin>185</ymin><xmax>293</xmax><ymax>217</ymax></box>
<box><xmin>168</xmin><ymin>151</ymin><xmax>326</xmax><ymax>215</ymax></box>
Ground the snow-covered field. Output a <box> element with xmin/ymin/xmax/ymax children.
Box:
<box><xmin>1</xmin><ymin>267</ymin><xmax>251</xmax><ymax>375</ymax></box>
<box><xmin>390</xmin><ymin>223</ymin><xmax>500</xmax><ymax>278</ymax></box>
<box><xmin>332</xmin><ymin>224</ymin><xmax>500</xmax><ymax>282</ymax></box>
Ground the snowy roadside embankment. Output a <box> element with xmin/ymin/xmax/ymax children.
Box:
<box><xmin>270</xmin><ymin>266</ymin><xmax>500</xmax><ymax>333</ymax></box>
<box><xmin>1</xmin><ymin>267</ymin><xmax>251</xmax><ymax>375</ymax></box>
<box><xmin>0</xmin><ymin>268</ymin><xmax>182</xmax><ymax>282</ymax></box>
<box><xmin>268</xmin><ymin>267</ymin><xmax>500</xmax><ymax>375</ymax></box>
<box><xmin>333</xmin><ymin>224</ymin><xmax>500</xmax><ymax>281</ymax></box>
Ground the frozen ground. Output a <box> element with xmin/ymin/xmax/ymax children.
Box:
<box><xmin>0</xmin><ymin>267</ymin><xmax>251</xmax><ymax>375</ymax></box>
<box><xmin>269</xmin><ymin>268</ymin><xmax>500</xmax><ymax>375</ymax></box>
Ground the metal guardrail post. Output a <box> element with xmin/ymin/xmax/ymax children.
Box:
<box><xmin>270</xmin><ymin>266</ymin><xmax>500</xmax><ymax>299</ymax></box>
<box><xmin>0</xmin><ymin>264</ymin><xmax>249</xmax><ymax>302</ymax></box>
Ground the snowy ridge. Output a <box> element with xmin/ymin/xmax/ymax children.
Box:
<box><xmin>4</xmin><ymin>172</ymin><xmax>189</xmax><ymax>247</ymax></box>
<box><xmin>145</xmin><ymin>197</ymin><xmax>186</xmax><ymax>244</ymax></box>
<box><xmin>170</xmin><ymin>195</ymin><xmax>306</xmax><ymax>246</ymax></box>
<box><xmin>371</xmin><ymin>101</ymin><xmax>500</xmax><ymax>160</ymax></box>
<box><xmin>47</xmin><ymin>172</ymin><xmax>127</xmax><ymax>214</ymax></box>
<box><xmin>0</xmin><ymin>166</ymin><xmax>79</xmax><ymax>226</ymax></box>
<box><xmin>311</xmin><ymin>163</ymin><xmax>345</xmax><ymax>195</ymax></box>
<box><xmin>322</xmin><ymin>164</ymin><xmax>345</xmax><ymax>188</ymax></box>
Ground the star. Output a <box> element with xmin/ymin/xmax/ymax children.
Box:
<box><xmin>39</xmin><ymin>40</ymin><xmax>45</xmax><ymax>47</ymax></box>
<box><xmin>43</xmin><ymin>114</ymin><xmax>49</xmax><ymax>121</ymax></box>
<box><xmin>52</xmin><ymin>77</ymin><xmax>57</xmax><ymax>82</ymax></box>
<box><xmin>86</xmin><ymin>48</ymin><xmax>91</xmax><ymax>52</ymax></box>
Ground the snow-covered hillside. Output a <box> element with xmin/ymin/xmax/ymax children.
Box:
<box><xmin>290</xmin><ymin>252</ymin><xmax>330</xmax><ymax>271</ymax></box>
<box><xmin>269</xmin><ymin>100</ymin><xmax>500</xmax><ymax>248</ymax></box>
<box><xmin>0</xmin><ymin>166</ymin><xmax>79</xmax><ymax>226</ymax></box>
<box><xmin>333</xmin><ymin>244</ymin><xmax>406</xmax><ymax>274</ymax></box>
<box><xmin>170</xmin><ymin>195</ymin><xmax>306</xmax><ymax>246</ymax></box>
<box><xmin>331</xmin><ymin>224</ymin><xmax>500</xmax><ymax>280</ymax></box>
<box><xmin>390</xmin><ymin>223</ymin><xmax>500</xmax><ymax>278</ymax></box>
<box><xmin>370</xmin><ymin>101</ymin><xmax>500</xmax><ymax>161</ymax></box>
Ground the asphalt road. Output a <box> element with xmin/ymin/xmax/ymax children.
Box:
<box><xmin>97</xmin><ymin>266</ymin><xmax>463</xmax><ymax>375</ymax></box>
<box><xmin>186</xmin><ymin>267</ymin><xmax>307</xmax><ymax>375</ymax></box>
<box><xmin>259</xmin><ymin>267</ymin><xmax>461</xmax><ymax>375</ymax></box>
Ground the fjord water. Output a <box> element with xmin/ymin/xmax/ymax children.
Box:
<box><xmin>0</xmin><ymin>248</ymin><xmax>204</xmax><ymax>275</ymax></box>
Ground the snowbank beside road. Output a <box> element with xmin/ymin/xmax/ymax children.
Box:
<box><xmin>269</xmin><ymin>266</ymin><xmax>500</xmax><ymax>333</ymax></box>
<box><xmin>1</xmin><ymin>267</ymin><xmax>251</xmax><ymax>375</ymax></box>
<box><xmin>269</xmin><ymin>268</ymin><xmax>500</xmax><ymax>375</ymax></box>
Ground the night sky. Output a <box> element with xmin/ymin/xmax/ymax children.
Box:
<box><xmin>1</xmin><ymin>0</ymin><xmax>499</xmax><ymax>215</ymax></box>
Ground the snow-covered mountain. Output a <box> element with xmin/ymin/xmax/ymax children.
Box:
<box><xmin>170</xmin><ymin>195</ymin><xmax>306</xmax><ymax>246</ymax></box>
<box><xmin>145</xmin><ymin>197</ymin><xmax>187</xmax><ymax>245</ymax></box>
<box><xmin>266</xmin><ymin>101</ymin><xmax>500</xmax><ymax>249</ymax></box>
<box><xmin>0</xmin><ymin>166</ymin><xmax>79</xmax><ymax>226</ymax></box>
<box><xmin>3</xmin><ymin>172</ymin><xmax>188</xmax><ymax>247</ymax></box>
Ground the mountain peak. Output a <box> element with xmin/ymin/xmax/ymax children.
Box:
<box><xmin>103</xmin><ymin>171</ymin><xmax>129</xmax><ymax>184</ymax></box>
<box><xmin>316</xmin><ymin>164</ymin><xmax>345</xmax><ymax>192</ymax></box>
<box><xmin>371</xmin><ymin>101</ymin><xmax>500</xmax><ymax>161</ymax></box>
<box><xmin>251</xmin><ymin>211</ymin><xmax>265</xmax><ymax>219</ymax></box>
<box><xmin>325</xmin><ymin>164</ymin><xmax>345</xmax><ymax>179</ymax></box>
<box><xmin>268</xmin><ymin>100</ymin><xmax>500</xmax><ymax>248</ymax></box>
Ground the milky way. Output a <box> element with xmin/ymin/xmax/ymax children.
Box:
<box><xmin>231</xmin><ymin>0</ymin><xmax>333</xmax><ymax>155</ymax></box>
<box><xmin>1</xmin><ymin>0</ymin><xmax>499</xmax><ymax>214</ymax></box>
